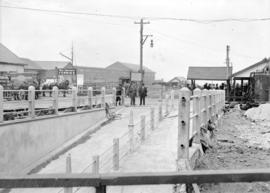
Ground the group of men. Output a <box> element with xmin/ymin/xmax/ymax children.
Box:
<box><xmin>115</xmin><ymin>82</ymin><xmax>148</xmax><ymax>106</ymax></box>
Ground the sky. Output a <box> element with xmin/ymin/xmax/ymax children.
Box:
<box><xmin>0</xmin><ymin>0</ymin><xmax>270</xmax><ymax>81</ymax></box>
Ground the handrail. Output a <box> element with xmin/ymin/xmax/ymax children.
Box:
<box><xmin>0</xmin><ymin>168</ymin><xmax>270</xmax><ymax>189</ymax></box>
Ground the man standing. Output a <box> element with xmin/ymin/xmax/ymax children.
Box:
<box><xmin>129</xmin><ymin>82</ymin><xmax>137</xmax><ymax>106</ymax></box>
<box><xmin>139</xmin><ymin>83</ymin><xmax>147</xmax><ymax>105</ymax></box>
<box><xmin>116</xmin><ymin>84</ymin><xmax>122</xmax><ymax>106</ymax></box>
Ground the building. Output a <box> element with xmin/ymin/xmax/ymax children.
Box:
<box><xmin>0</xmin><ymin>43</ymin><xmax>26</xmax><ymax>75</ymax></box>
<box><xmin>231</xmin><ymin>58</ymin><xmax>270</xmax><ymax>78</ymax></box>
<box><xmin>0</xmin><ymin>43</ymin><xmax>156</xmax><ymax>88</ymax></box>
<box><xmin>65</xmin><ymin>61</ymin><xmax>156</xmax><ymax>88</ymax></box>
<box><xmin>230</xmin><ymin>58</ymin><xmax>270</xmax><ymax>102</ymax></box>
<box><xmin>19</xmin><ymin>58</ymin><xmax>43</xmax><ymax>80</ymax></box>
<box><xmin>168</xmin><ymin>76</ymin><xmax>187</xmax><ymax>88</ymax></box>
<box><xmin>34</xmin><ymin>61</ymin><xmax>70</xmax><ymax>81</ymax></box>
<box><xmin>106</xmin><ymin>61</ymin><xmax>155</xmax><ymax>85</ymax></box>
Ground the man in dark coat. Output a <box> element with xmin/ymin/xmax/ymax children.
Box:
<box><xmin>129</xmin><ymin>82</ymin><xmax>137</xmax><ymax>106</ymax></box>
<box><xmin>116</xmin><ymin>84</ymin><xmax>122</xmax><ymax>106</ymax></box>
<box><xmin>139</xmin><ymin>83</ymin><xmax>147</xmax><ymax>106</ymax></box>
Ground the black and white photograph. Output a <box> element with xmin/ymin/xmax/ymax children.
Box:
<box><xmin>0</xmin><ymin>0</ymin><xmax>270</xmax><ymax>192</ymax></box>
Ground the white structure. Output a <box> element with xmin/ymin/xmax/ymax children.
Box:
<box><xmin>232</xmin><ymin>58</ymin><xmax>270</xmax><ymax>78</ymax></box>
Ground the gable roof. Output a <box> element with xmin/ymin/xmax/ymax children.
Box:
<box><xmin>187</xmin><ymin>66</ymin><xmax>232</xmax><ymax>80</ymax></box>
<box><xmin>0</xmin><ymin>43</ymin><xmax>25</xmax><ymax>65</ymax></box>
<box><xmin>34</xmin><ymin>61</ymin><xmax>70</xmax><ymax>70</ymax></box>
<box><xmin>106</xmin><ymin>61</ymin><xmax>154</xmax><ymax>73</ymax></box>
<box><xmin>20</xmin><ymin>58</ymin><xmax>43</xmax><ymax>70</ymax></box>
<box><xmin>169</xmin><ymin>76</ymin><xmax>186</xmax><ymax>82</ymax></box>
<box><xmin>232</xmin><ymin>58</ymin><xmax>269</xmax><ymax>77</ymax></box>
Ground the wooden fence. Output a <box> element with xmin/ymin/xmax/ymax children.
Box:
<box><xmin>0</xmin><ymin>85</ymin><xmax>125</xmax><ymax>122</ymax></box>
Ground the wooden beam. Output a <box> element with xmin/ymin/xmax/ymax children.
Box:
<box><xmin>0</xmin><ymin>169</ymin><xmax>270</xmax><ymax>188</ymax></box>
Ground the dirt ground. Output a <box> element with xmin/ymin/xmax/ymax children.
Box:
<box><xmin>198</xmin><ymin>108</ymin><xmax>270</xmax><ymax>193</ymax></box>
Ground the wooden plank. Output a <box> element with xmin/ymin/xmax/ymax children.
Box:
<box><xmin>1</xmin><ymin>169</ymin><xmax>270</xmax><ymax>188</ymax></box>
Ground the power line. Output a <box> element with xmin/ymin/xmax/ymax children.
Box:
<box><xmin>0</xmin><ymin>5</ymin><xmax>139</xmax><ymax>20</ymax></box>
<box><xmin>148</xmin><ymin>27</ymin><xmax>261</xmax><ymax>60</ymax></box>
<box><xmin>146</xmin><ymin>16</ymin><xmax>270</xmax><ymax>23</ymax></box>
<box><xmin>1</xmin><ymin>4</ymin><xmax>270</xmax><ymax>23</ymax></box>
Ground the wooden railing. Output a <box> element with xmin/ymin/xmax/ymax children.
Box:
<box><xmin>0</xmin><ymin>169</ymin><xmax>270</xmax><ymax>191</ymax></box>
<box><xmin>0</xmin><ymin>86</ymin><xmax>123</xmax><ymax>122</ymax></box>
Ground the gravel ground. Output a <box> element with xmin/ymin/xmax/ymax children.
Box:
<box><xmin>198</xmin><ymin>108</ymin><xmax>270</xmax><ymax>193</ymax></box>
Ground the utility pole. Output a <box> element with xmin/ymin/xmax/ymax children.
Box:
<box><xmin>134</xmin><ymin>18</ymin><xmax>153</xmax><ymax>84</ymax></box>
<box><xmin>226</xmin><ymin>45</ymin><xmax>231</xmax><ymax>100</ymax></box>
<box><xmin>226</xmin><ymin>45</ymin><xmax>230</xmax><ymax>79</ymax></box>
<box><xmin>71</xmin><ymin>42</ymin><xmax>74</xmax><ymax>67</ymax></box>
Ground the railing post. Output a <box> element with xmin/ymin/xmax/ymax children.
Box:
<box><xmin>208</xmin><ymin>90</ymin><xmax>212</xmax><ymax>121</ymax></box>
<box><xmin>64</xmin><ymin>153</ymin><xmax>72</xmax><ymax>193</ymax></box>
<box><xmin>101</xmin><ymin>87</ymin><xmax>106</xmax><ymax>108</ymax></box>
<box><xmin>128</xmin><ymin>110</ymin><xmax>134</xmax><ymax>152</ymax></box>
<box><xmin>213</xmin><ymin>90</ymin><xmax>217</xmax><ymax>121</ymax></box>
<box><xmin>52</xmin><ymin>86</ymin><xmax>59</xmax><ymax>115</ymax></box>
<box><xmin>177</xmin><ymin>87</ymin><xmax>191</xmax><ymax>160</ymax></box>
<box><xmin>159</xmin><ymin>103</ymin><xmax>163</xmax><ymax>121</ymax></box>
<box><xmin>170</xmin><ymin>89</ymin><xmax>175</xmax><ymax>110</ymax></box>
<box><xmin>204</xmin><ymin>89</ymin><xmax>209</xmax><ymax>123</ymax></box>
<box><xmin>96</xmin><ymin>185</ymin><xmax>106</xmax><ymax>193</ymax></box>
<box><xmin>28</xmin><ymin>86</ymin><xmax>35</xmax><ymax>118</ymax></box>
<box><xmin>121</xmin><ymin>87</ymin><xmax>125</xmax><ymax>106</ymax></box>
<box><xmin>112</xmin><ymin>87</ymin><xmax>117</xmax><ymax>106</ymax></box>
<box><xmin>113</xmin><ymin>138</ymin><xmax>119</xmax><ymax>171</ymax></box>
<box><xmin>92</xmin><ymin>155</ymin><xmax>99</xmax><ymax>174</ymax></box>
<box><xmin>160</xmin><ymin>85</ymin><xmax>163</xmax><ymax>103</ymax></box>
<box><xmin>72</xmin><ymin>86</ymin><xmax>77</xmax><ymax>112</ymax></box>
<box><xmin>193</xmin><ymin>88</ymin><xmax>201</xmax><ymax>138</ymax></box>
<box><xmin>212</xmin><ymin>90</ymin><xmax>216</xmax><ymax>121</ymax></box>
<box><xmin>150</xmin><ymin>107</ymin><xmax>155</xmax><ymax>130</ymax></box>
<box><xmin>165</xmin><ymin>94</ymin><xmax>169</xmax><ymax>115</ymax></box>
<box><xmin>88</xmin><ymin>87</ymin><xmax>93</xmax><ymax>109</ymax></box>
<box><xmin>0</xmin><ymin>85</ymin><xmax>3</xmax><ymax>122</ymax></box>
<box><xmin>140</xmin><ymin>115</ymin><xmax>146</xmax><ymax>141</ymax></box>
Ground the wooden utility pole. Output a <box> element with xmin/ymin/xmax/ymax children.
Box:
<box><xmin>134</xmin><ymin>19</ymin><xmax>152</xmax><ymax>84</ymax></box>
<box><xmin>226</xmin><ymin>45</ymin><xmax>230</xmax><ymax>78</ymax></box>
<box><xmin>226</xmin><ymin>45</ymin><xmax>231</xmax><ymax>100</ymax></box>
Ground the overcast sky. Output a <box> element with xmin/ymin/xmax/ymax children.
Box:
<box><xmin>1</xmin><ymin>0</ymin><xmax>270</xmax><ymax>80</ymax></box>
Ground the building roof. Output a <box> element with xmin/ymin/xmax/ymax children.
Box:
<box><xmin>0</xmin><ymin>43</ymin><xmax>26</xmax><ymax>65</ymax></box>
<box><xmin>34</xmin><ymin>61</ymin><xmax>70</xmax><ymax>70</ymax></box>
<box><xmin>168</xmin><ymin>76</ymin><xmax>186</xmax><ymax>83</ymax></box>
<box><xmin>187</xmin><ymin>66</ymin><xmax>232</xmax><ymax>80</ymax></box>
<box><xmin>106</xmin><ymin>61</ymin><xmax>154</xmax><ymax>73</ymax></box>
<box><xmin>231</xmin><ymin>58</ymin><xmax>270</xmax><ymax>77</ymax></box>
<box><xmin>20</xmin><ymin>58</ymin><xmax>43</xmax><ymax>70</ymax></box>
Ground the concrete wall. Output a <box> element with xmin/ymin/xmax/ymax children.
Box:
<box><xmin>0</xmin><ymin>108</ymin><xmax>106</xmax><ymax>174</ymax></box>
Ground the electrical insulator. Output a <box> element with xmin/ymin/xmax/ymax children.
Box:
<box><xmin>150</xmin><ymin>39</ymin><xmax>154</xmax><ymax>48</ymax></box>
